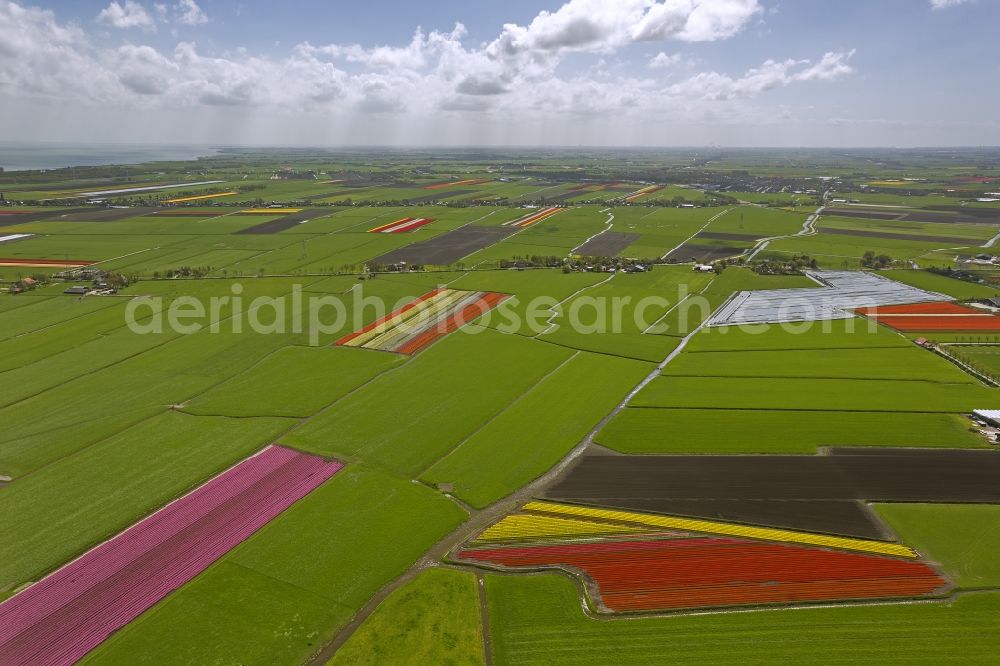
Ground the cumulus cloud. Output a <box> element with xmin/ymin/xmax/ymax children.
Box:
<box><xmin>175</xmin><ymin>0</ymin><xmax>207</xmax><ymax>25</ymax></box>
<box><xmin>648</xmin><ymin>51</ymin><xmax>682</xmax><ymax>68</ymax></box>
<box><xmin>796</xmin><ymin>50</ymin><xmax>855</xmax><ymax>81</ymax></box>
<box><xmin>0</xmin><ymin>0</ymin><xmax>853</xmax><ymax>130</ymax></box>
<box><xmin>97</xmin><ymin>0</ymin><xmax>154</xmax><ymax>30</ymax></box>
<box><xmin>666</xmin><ymin>51</ymin><xmax>854</xmax><ymax>100</ymax></box>
<box><xmin>930</xmin><ymin>0</ymin><xmax>973</xmax><ymax>8</ymax></box>
<box><xmin>486</xmin><ymin>0</ymin><xmax>761</xmax><ymax>69</ymax></box>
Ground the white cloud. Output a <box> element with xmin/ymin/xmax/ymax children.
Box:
<box><xmin>649</xmin><ymin>51</ymin><xmax>682</xmax><ymax>68</ymax></box>
<box><xmin>486</xmin><ymin>0</ymin><xmax>761</xmax><ymax>69</ymax></box>
<box><xmin>796</xmin><ymin>50</ymin><xmax>855</xmax><ymax>81</ymax></box>
<box><xmin>97</xmin><ymin>0</ymin><xmax>155</xmax><ymax>30</ymax></box>
<box><xmin>175</xmin><ymin>0</ymin><xmax>207</xmax><ymax>25</ymax></box>
<box><xmin>0</xmin><ymin>0</ymin><xmax>855</xmax><ymax>140</ymax></box>
<box><xmin>665</xmin><ymin>51</ymin><xmax>854</xmax><ymax>100</ymax></box>
<box><xmin>930</xmin><ymin>0</ymin><xmax>973</xmax><ymax>8</ymax></box>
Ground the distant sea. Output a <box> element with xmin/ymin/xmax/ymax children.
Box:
<box><xmin>0</xmin><ymin>142</ymin><xmax>220</xmax><ymax>171</ymax></box>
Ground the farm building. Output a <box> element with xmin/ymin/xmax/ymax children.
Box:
<box><xmin>973</xmin><ymin>410</ymin><xmax>1000</xmax><ymax>428</ymax></box>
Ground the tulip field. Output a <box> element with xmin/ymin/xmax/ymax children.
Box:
<box><xmin>857</xmin><ymin>301</ymin><xmax>1000</xmax><ymax>331</ymax></box>
<box><xmin>366</xmin><ymin>217</ymin><xmax>435</xmax><ymax>233</ymax></box>
<box><xmin>502</xmin><ymin>206</ymin><xmax>565</xmax><ymax>228</ymax></box>
<box><xmin>334</xmin><ymin>287</ymin><xmax>509</xmax><ymax>354</ymax></box>
<box><xmin>457</xmin><ymin>501</ymin><xmax>942</xmax><ymax>613</ymax></box>
<box><xmin>623</xmin><ymin>184</ymin><xmax>664</xmax><ymax>202</ymax></box>
<box><xmin>2</xmin><ymin>151</ymin><xmax>1000</xmax><ymax>664</ymax></box>
<box><xmin>463</xmin><ymin>537</ymin><xmax>944</xmax><ymax>612</ymax></box>
<box><xmin>0</xmin><ymin>446</ymin><xmax>342</xmax><ymax>665</ymax></box>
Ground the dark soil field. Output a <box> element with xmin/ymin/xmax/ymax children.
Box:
<box><xmin>0</xmin><ymin>207</ymin><xmax>92</xmax><ymax>222</ymax></box>
<box><xmin>546</xmin><ymin>449</ymin><xmax>1000</xmax><ymax>538</ymax></box>
<box><xmin>59</xmin><ymin>207</ymin><xmax>158</xmax><ymax>221</ymax></box>
<box><xmin>573</xmin><ymin>231</ymin><xmax>640</xmax><ymax>256</ymax></box>
<box><xmin>821</xmin><ymin>227</ymin><xmax>974</xmax><ymax>244</ymax></box>
<box><xmin>665</xmin><ymin>242</ymin><xmax>744</xmax><ymax>262</ymax></box>
<box><xmin>374</xmin><ymin>225</ymin><xmax>518</xmax><ymax>265</ymax></box>
<box><xmin>826</xmin><ymin>208</ymin><xmax>904</xmax><ymax>221</ymax></box>
<box><xmin>828</xmin><ymin>207</ymin><xmax>1000</xmax><ymax>226</ymax></box>
<box><xmin>235</xmin><ymin>209</ymin><xmax>328</xmax><ymax>234</ymax></box>
<box><xmin>535</xmin><ymin>190</ymin><xmax>585</xmax><ymax>203</ymax></box>
<box><xmin>926</xmin><ymin>206</ymin><xmax>1000</xmax><ymax>219</ymax></box>
<box><xmin>402</xmin><ymin>189</ymin><xmax>478</xmax><ymax>204</ymax></box>
<box><xmin>587</xmin><ymin>498</ymin><xmax>887</xmax><ymax>540</ymax></box>
<box><xmin>146</xmin><ymin>209</ymin><xmax>221</xmax><ymax>217</ymax></box>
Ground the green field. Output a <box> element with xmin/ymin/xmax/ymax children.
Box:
<box><xmin>946</xmin><ymin>344</ymin><xmax>1000</xmax><ymax>376</ymax></box>
<box><xmin>487</xmin><ymin>574</ymin><xmax>1000</xmax><ymax>665</ymax></box>
<box><xmin>875</xmin><ymin>504</ymin><xmax>1000</xmax><ymax>588</ymax></box>
<box><xmin>877</xmin><ymin>270</ymin><xmax>1000</xmax><ymax>299</ymax></box>
<box><xmin>662</xmin><ymin>347</ymin><xmax>975</xmax><ymax>382</ymax></box>
<box><xmin>185</xmin><ymin>346</ymin><xmax>403</xmax><ymax>418</ymax></box>
<box><xmin>4</xmin><ymin>148</ymin><xmax>1000</xmax><ymax>664</ymax></box>
<box><xmin>85</xmin><ymin>465</ymin><xmax>467</xmax><ymax>665</ymax></box>
<box><xmin>329</xmin><ymin>568</ymin><xmax>484</xmax><ymax>666</ymax></box>
<box><xmin>632</xmin><ymin>376</ymin><xmax>996</xmax><ymax>412</ymax></box>
<box><xmin>421</xmin><ymin>351</ymin><xmax>652</xmax><ymax>507</ymax></box>
<box><xmin>0</xmin><ymin>411</ymin><xmax>294</xmax><ymax>594</ymax></box>
<box><xmin>687</xmin><ymin>317</ymin><xmax>911</xmax><ymax>352</ymax></box>
<box><xmin>596</xmin><ymin>409</ymin><xmax>984</xmax><ymax>454</ymax></box>
<box><xmin>284</xmin><ymin>328</ymin><xmax>574</xmax><ymax>476</ymax></box>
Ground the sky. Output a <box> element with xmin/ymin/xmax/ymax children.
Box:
<box><xmin>0</xmin><ymin>0</ymin><xmax>997</xmax><ymax>148</ymax></box>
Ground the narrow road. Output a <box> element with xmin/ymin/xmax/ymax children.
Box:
<box><xmin>744</xmin><ymin>202</ymin><xmax>826</xmax><ymax>261</ymax></box>
<box><xmin>660</xmin><ymin>207</ymin><xmax>732</xmax><ymax>260</ymax></box>
<box><xmin>306</xmin><ymin>276</ymin><xmax>720</xmax><ymax>664</ymax></box>
<box><xmin>569</xmin><ymin>209</ymin><xmax>615</xmax><ymax>256</ymax></box>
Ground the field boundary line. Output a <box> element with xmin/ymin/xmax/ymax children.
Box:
<box><xmin>224</xmin><ymin>560</ymin><xmax>352</xmax><ymax>607</ymax></box>
<box><xmin>536</xmin><ymin>273</ymin><xmax>617</xmax><ymax>337</ymax></box>
<box><xmin>660</xmin><ymin>207</ymin><xmax>732</xmax><ymax>261</ymax></box>
<box><xmin>0</xmin><ymin>298</ymin><xmax>123</xmax><ymax>342</ymax></box>
<box><xmin>686</xmin><ymin>344</ymin><xmax>913</xmax><ymax>353</ymax></box>
<box><xmin>477</xmin><ymin>573</ymin><xmax>494</xmax><ymax>666</ymax></box>
<box><xmin>744</xmin><ymin>203</ymin><xmax>825</xmax><ymax>261</ymax></box>
<box><xmin>531</xmin><ymin>334</ymin><xmax>665</xmax><ymax>364</ymax></box>
<box><xmin>625</xmin><ymin>405</ymin><xmax>980</xmax><ymax>414</ymax></box>
<box><xmin>568</xmin><ymin>210</ymin><xmax>615</xmax><ymax>256</ymax></box>
<box><xmin>2</xmin><ymin>276</ymin><xmax>329</xmax><ymax>447</ymax></box>
<box><xmin>417</xmin><ymin>351</ymin><xmax>580</xmax><ymax>478</ymax></box>
<box><xmin>311</xmin><ymin>276</ymin><xmax>737</xmax><ymax>661</ymax></box>
<box><xmin>4</xmin><ymin>406</ymin><xmax>165</xmax><ymax>486</ymax></box>
<box><xmin>933</xmin><ymin>344</ymin><xmax>1000</xmax><ymax>388</ymax></box>
<box><xmin>657</xmin><ymin>373</ymin><xmax>979</xmax><ymax>384</ymax></box>
<box><xmin>642</xmin><ymin>289</ymin><xmax>702</xmax><ymax>335</ymax></box>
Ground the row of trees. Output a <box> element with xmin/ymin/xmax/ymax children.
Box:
<box><xmin>861</xmin><ymin>250</ymin><xmax>894</xmax><ymax>269</ymax></box>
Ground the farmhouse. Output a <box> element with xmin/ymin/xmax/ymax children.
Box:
<box><xmin>64</xmin><ymin>285</ymin><xmax>89</xmax><ymax>295</ymax></box>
